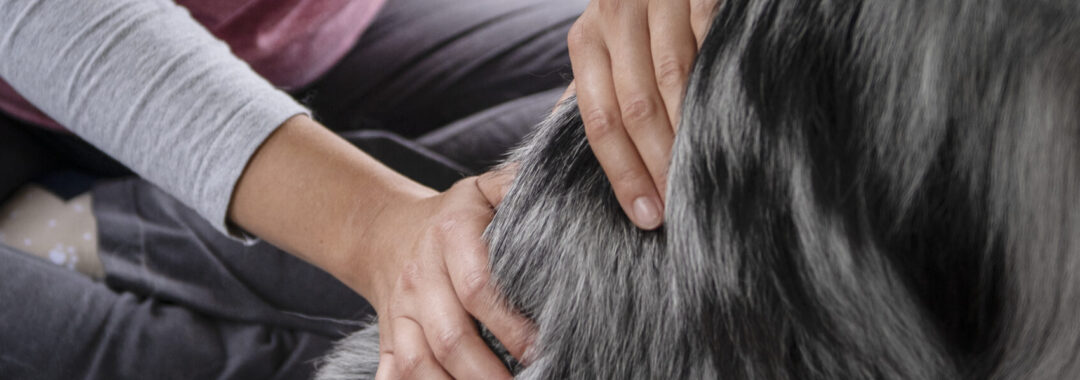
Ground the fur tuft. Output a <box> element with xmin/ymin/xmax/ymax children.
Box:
<box><xmin>317</xmin><ymin>1</ymin><xmax>1080</xmax><ymax>379</ymax></box>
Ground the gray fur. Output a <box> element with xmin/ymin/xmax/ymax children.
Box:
<box><xmin>316</xmin><ymin>0</ymin><xmax>1080</xmax><ymax>379</ymax></box>
<box><xmin>314</xmin><ymin>324</ymin><xmax>380</xmax><ymax>380</ymax></box>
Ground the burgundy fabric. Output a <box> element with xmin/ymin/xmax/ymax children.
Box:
<box><xmin>0</xmin><ymin>0</ymin><xmax>383</xmax><ymax>130</ymax></box>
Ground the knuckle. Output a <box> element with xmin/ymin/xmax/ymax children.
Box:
<box><xmin>621</xmin><ymin>97</ymin><xmax>659</xmax><ymax>125</ymax></box>
<box><xmin>459</xmin><ymin>270</ymin><xmax>491</xmax><ymax>307</ymax></box>
<box><xmin>429</xmin><ymin>212</ymin><xmax>465</xmax><ymax>241</ymax></box>
<box><xmin>655</xmin><ymin>56</ymin><xmax>690</xmax><ymax>90</ymax></box>
<box><xmin>432</xmin><ymin>327</ymin><xmax>466</xmax><ymax>359</ymax></box>
<box><xmin>435</xmin><ymin>216</ymin><xmax>458</xmax><ymax>235</ymax></box>
<box><xmin>398</xmin><ymin>262</ymin><xmax>423</xmax><ymax>291</ymax></box>
<box><xmin>434</xmin><ymin>214</ymin><xmax>480</xmax><ymax>242</ymax></box>
<box><xmin>582</xmin><ymin>108</ymin><xmax>619</xmax><ymax>138</ymax></box>
<box><xmin>396</xmin><ymin>351</ymin><xmax>425</xmax><ymax>376</ymax></box>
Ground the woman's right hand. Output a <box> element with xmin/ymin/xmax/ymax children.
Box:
<box><xmin>230</xmin><ymin>115</ymin><xmax>530</xmax><ymax>379</ymax></box>
<box><xmin>339</xmin><ymin>169</ymin><xmax>532</xmax><ymax>380</ymax></box>
<box><xmin>567</xmin><ymin>0</ymin><xmax>718</xmax><ymax>230</ymax></box>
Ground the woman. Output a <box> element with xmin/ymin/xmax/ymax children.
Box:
<box><xmin>0</xmin><ymin>0</ymin><xmax>715</xmax><ymax>378</ymax></box>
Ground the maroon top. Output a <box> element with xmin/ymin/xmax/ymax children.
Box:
<box><xmin>0</xmin><ymin>0</ymin><xmax>384</xmax><ymax>130</ymax></box>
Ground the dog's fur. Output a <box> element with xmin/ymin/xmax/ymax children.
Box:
<box><xmin>316</xmin><ymin>0</ymin><xmax>1080</xmax><ymax>378</ymax></box>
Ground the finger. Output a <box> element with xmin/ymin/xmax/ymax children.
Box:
<box><xmin>391</xmin><ymin>316</ymin><xmax>453</xmax><ymax>380</ymax></box>
<box><xmin>690</xmin><ymin>0</ymin><xmax>720</xmax><ymax>45</ymax></box>
<box><xmin>648</xmin><ymin>0</ymin><xmax>697</xmax><ymax>131</ymax></box>
<box><xmin>393</xmin><ymin>230</ymin><xmax>513</xmax><ymax>379</ymax></box>
<box><xmin>569</xmin><ymin>14</ymin><xmax>665</xmax><ymax>230</ymax></box>
<box><xmin>440</xmin><ymin>211</ymin><xmax>536</xmax><ymax>361</ymax></box>
<box><xmin>374</xmin><ymin>352</ymin><xmax>397</xmax><ymax>380</ymax></box>
<box><xmin>476</xmin><ymin>166</ymin><xmax>518</xmax><ymax>207</ymax></box>
<box><xmin>605</xmin><ymin>2</ymin><xmax>675</xmax><ymax>203</ymax></box>
<box><xmin>416</xmin><ymin>268</ymin><xmax>514</xmax><ymax>379</ymax></box>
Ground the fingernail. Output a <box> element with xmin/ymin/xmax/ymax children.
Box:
<box><xmin>633</xmin><ymin>196</ymin><xmax>662</xmax><ymax>229</ymax></box>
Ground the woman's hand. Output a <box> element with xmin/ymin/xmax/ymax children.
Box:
<box><xmin>568</xmin><ymin>0</ymin><xmax>717</xmax><ymax>229</ymax></box>
<box><xmin>341</xmin><ymin>169</ymin><xmax>531</xmax><ymax>380</ymax></box>
<box><xmin>229</xmin><ymin>116</ymin><xmax>529</xmax><ymax>379</ymax></box>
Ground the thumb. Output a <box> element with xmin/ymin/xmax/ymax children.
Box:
<box><xmin>476</xmin><ymin>164</ymin><xmax>518</xmax><ymax>207</ymax></box>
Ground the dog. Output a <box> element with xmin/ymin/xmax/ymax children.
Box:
<box><xmin>316</xmin><ymin>0</ymin><xmax>1080</xmax><ymax>378</ymax></box>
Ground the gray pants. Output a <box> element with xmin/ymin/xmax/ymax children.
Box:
<box><xmin>0</xmin><ymin>0</ymin><xmax>583</xmax><ymax>377</ymax></box>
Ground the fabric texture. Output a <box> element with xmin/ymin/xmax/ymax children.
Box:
<box><xmin>0</xmin><ymin>0</ymin><xmax>309</xmax><ymax>240</ymax></box>
<box><xmin>0</xmin><ymin>101</ymin><xmax>561</xmax><ymax>378</ymax></box>
<box><xmin>0</xmin><ymin>0</ymin><xmax>383</xmax><ymax>130</ymax></box>
<box><xmin>0</xmin><ymin>0</ymin><xmax>583</xmax><ymax>376</ymax></box>
<box><xmin>299</xmin><ymin>0</ymin><xmax>584</xmax><ymax>138</ymax></box>
<box><xmin>176</xmin><ymin>0</ymin><xmax>385</xmax><ymax>91</ymax></box>
<box><xmin>0</xmin><ymin>242</ymin><xmax>338</xmax><ymax>380</ymax></box>
<box><xmin>0</xmin><ymin>185</ymin><xmax>102</xmax><ymax>279</ymax></box>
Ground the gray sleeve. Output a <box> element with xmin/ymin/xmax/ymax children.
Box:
<box><xmin>0</xmin><ymin>0</ymin><xmax>309</xmax><ymax>241</ymax></box>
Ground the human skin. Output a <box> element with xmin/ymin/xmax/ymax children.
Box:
<box><xmin>229</xmin><ymin>115</ymin><xmax>528</xmax><ymax>379</ymax></box>
<box><xmin>227</xmin><ymin>0</ymin><xmax>719</xmax><ymax>378</ymax></box>
<box><xmin>570</xmin><ymin>0</ymin><xmax>718</xmax><ymax>230</ymax></box>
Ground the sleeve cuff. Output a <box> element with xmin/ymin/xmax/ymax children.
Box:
<box><xmin>198</xmin><ymin>92</ymin><xmax>310</xmax><ymax>245</ymax></box>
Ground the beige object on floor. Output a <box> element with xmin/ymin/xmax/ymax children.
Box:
<box><xmin>0</xmin><ymin>185</ymin><xmax>103</xmax><ymax>280</ymax></box>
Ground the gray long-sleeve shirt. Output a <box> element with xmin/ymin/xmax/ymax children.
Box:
<box><xmin>0</xmin><ymin>0</ymin><xmax>309</xmax><ymax>240</ymax></box>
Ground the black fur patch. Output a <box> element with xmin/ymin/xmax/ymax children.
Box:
<box><xmin>317</xmin><ymin>1</ymin><xmax>1080</xmax><ymax>378</ymax></box>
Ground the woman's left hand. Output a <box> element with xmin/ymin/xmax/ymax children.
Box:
<box><xmin>353</xmin><ymin>169</ymin><xmax>532</xmax><ymax>380</ymax></box>
<box><xmin>567</xmin><ymin>0</ymin><xmax>718</xmax><ymax>230</ymax></box>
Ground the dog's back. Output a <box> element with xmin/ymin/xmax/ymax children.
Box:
<box><xmin>317</xmin><ymin>1</ymin><xmax>1080</xmax><ymax>378</ymax></box>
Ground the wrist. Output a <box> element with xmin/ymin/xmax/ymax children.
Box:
<box><xmin>228</xmin><ymin>114</ymin><xmax>435</xmax><ymax>302</ymax></box>
<box><xmin>330</xmin><ymin>181</ymin><xmax>435</xmax><ymax>302</ymax></box>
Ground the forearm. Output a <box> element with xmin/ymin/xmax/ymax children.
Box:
<box><xmin>0</xmin><ymin>0</ymin><xmax>305</xmax><ymax>237</ymax></box>
<box><xmin>229</xmin><ymin>115</ymin><xmax>436</xmax><ymax>297</ymax></box>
